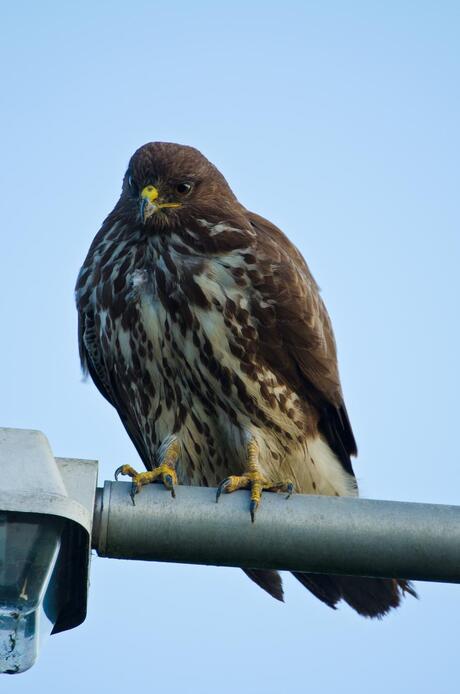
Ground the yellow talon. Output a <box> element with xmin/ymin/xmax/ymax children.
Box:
<box><xmin>216</xmin><ymin>438</ymin><xmax>294</xmax><ymax>522</ymax></box>
<box><xmin>114</xmin><ymin>439</ymin><xmax>180</xmax><ymax>504</ymax></box>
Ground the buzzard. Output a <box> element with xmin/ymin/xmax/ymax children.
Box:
<box><xmin>76</xmin><ymin>142</ymin><xmax>416</xmax><ymax>616</ymax></box>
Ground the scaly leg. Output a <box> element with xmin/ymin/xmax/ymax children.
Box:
<box><xmin>115</xmin><ymin>438</ymin><xmax>180</xmax><ymax>505</ymax></box>
<box><xmin>216</xmin><ymin>439</ymin><xmax>294</xmax><ymax>522</ymax></box>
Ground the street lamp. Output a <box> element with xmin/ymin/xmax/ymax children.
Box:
<box><xmin>0</xmin><ymin>429</ymin><xmax>97</xmax><ymax>674</ymax></box>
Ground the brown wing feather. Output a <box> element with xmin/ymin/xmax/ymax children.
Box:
<box><xmin>248</xmin><ymin>211</ymin><xmax>357</xmax><ymax>474</ymax></box>
<box><xmin>77</xmin><ymin>308</ymin><xmax>153</xmax><ymax>469</ymax></box>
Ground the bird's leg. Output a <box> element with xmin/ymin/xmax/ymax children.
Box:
<box><xmin>115</xmin><ymin>438</ymin><xmax>180</xmax><ymax>505</ymax></box>
<box><xmin>216</xmin><ymin>438</ymin><xmax>294</xmax><ymax>522</ymax></box>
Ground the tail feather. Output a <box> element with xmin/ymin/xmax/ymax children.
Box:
<box><xmin>291</xmin><ymin>573</ymin><xmax>341</xmax><ymax>610</ymax></box>
<box><xmin>293</xmin><ymin>572</ymin><xmax>417</xmax><ymax>618</ymax></box>
<box><xmin>242</xmin><ymin>570</ymin><xmax>416</xmax><ymax>618</ymax></box>
<box><xmin>243</xmin><ymin>569</ymin><xmax>284</xmax><ymax>602</ymax></box>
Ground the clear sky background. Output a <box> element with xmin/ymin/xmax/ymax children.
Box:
<box><xmin>1</xmin><ymin>1</ymin><xmax>459</xmax><ymax>692</ymax></box>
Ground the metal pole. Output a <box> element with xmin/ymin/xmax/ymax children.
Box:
<box><xmin>92</xmin><ymin>481</ymin><xmax>460</xmax><ymax>583</ymax></box>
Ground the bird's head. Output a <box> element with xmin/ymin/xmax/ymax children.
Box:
<box><xmin>120</xmin><ymin>142</ymin><xmax>240</xmax><ymax>231</ymax></box>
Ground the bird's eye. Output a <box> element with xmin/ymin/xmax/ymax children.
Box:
<box><xmin>175</xmin><ymin>182</ymin><xmax>193</xmax><ymax>195</ymax></box>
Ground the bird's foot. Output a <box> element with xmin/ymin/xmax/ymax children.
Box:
<box><xmin>216</xmin><ymin>439</ymin><xmax>294</xmax><ymax>522</ymax></box>
<box><xmin>115</xmin><ymin>439</ymin><xmax>180</xmax><ymax>505</ymax></box>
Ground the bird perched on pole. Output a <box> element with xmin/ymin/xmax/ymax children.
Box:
<box><xmin>76</xmin><ymin>141</ymin><xmax>416</xmax><ymax>616</ymax></box>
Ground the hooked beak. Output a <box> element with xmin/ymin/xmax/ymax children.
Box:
<box><xmin>140</xmin><ymin>185</ymin><xmax>181</xmax><ymax>223</ymax></box>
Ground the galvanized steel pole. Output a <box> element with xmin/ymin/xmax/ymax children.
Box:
<box><xmin>92</xmin><ymin>481</ymin><xmax>460</xmax><ymax>583</ymax></box>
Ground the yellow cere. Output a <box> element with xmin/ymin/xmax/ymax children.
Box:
<box><xmin>141</xmin><ymin>185</ymin><xmax>159</xmax><ymax>202</ymax></box>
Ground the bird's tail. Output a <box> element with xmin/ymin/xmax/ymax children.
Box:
<box><xmin>292</xmin><ymin>572</ymin><xmax>417</xmax><ymax>617</ymax></box>
<box><xmin>244</xmin><ymin>569</ymin><xmax>417</xmax><ymax>617</ymax></box>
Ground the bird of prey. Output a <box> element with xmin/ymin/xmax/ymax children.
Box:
<box><xmin>76</xmin><ymin>142</ymin><xmax>416</xmax><ymax>617</ymax></box>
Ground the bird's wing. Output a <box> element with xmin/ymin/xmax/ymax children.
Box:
<box><xmin>77</xmin><ymin>308</ymin><xmax>153</xmax><ymax>469</ymax></box>
<box><xmin>248</xmin><ymin>211</ymin><xmax>357</xmax><ymax>475</ymax></box>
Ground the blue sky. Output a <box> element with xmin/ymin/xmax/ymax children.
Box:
<box><xmin>2</xmin><ymin>1</ymin><xmax>459</xmax><ymax>692</ymax></box>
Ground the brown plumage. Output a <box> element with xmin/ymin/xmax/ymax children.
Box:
<box><xmin>76</xmin><ymin>142</ymin><xmax>416</xmax><ymax>616</ymax></box>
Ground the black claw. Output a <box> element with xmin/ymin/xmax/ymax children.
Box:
<box><xmin>114</xmin><ymin>466</ymin><xmax>124</xmax><ymax>481</ymax></box>
<box><xmin>164</xmin><ymin>474</ymin><xmax>176</xmax><ymax>498</ymax></box>
<box><xmin>249</xmin><ymin>500</ymin><xmax>257</xmax><ymax>523</ymax></box>
<box><xmin>286</xmin><ymin>482</ymin><xmax>294</xmax><ymax>499</ymax></box>
<box><xmin>216</xmin><ymin>479</ymin><xmax>229</xmax><ymax>503</ymax></box>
